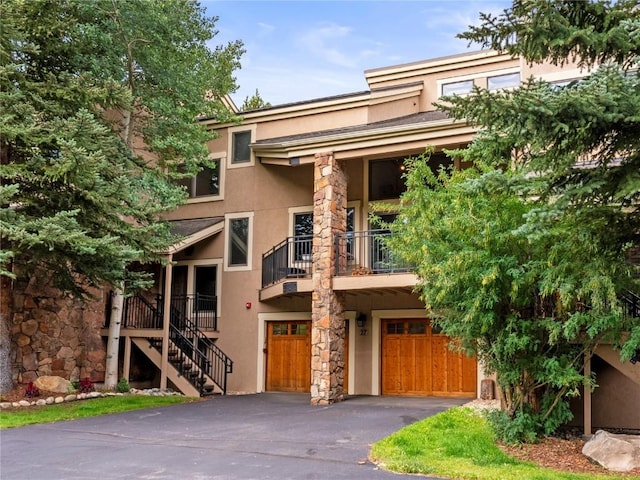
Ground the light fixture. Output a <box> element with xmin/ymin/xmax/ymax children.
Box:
<box><xmin>356</xmin><ymin>313</ymin><xmax>367</xmax><ymax>328</ymax></box>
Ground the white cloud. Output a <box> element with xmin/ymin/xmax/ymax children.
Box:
<box><xmin>298</xmin><ymin>22</ymin><xmax>358</xmax><ymax>69</ymax></box>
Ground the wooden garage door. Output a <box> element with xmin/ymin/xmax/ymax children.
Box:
<box><xmin>266</xmin><ymin>321</ymin><xmax>310</xmax><ymax>392</ymax></box>
<box><xmin>382</xmin><ymin>318</ymin><xmax>476</xmax><ymax>397</ymax></box>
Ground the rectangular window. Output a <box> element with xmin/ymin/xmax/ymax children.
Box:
<box><xmin>229</xmin><ymin>217</ymin><xmax>249</xmax><ymax>266</ymax></box>
<box><xmin>194</xmin><ymin>265</ymin><xmax>217</xmax><ymax>311</ymax></box>
<box><xmin>442</xmin><ymin>79</ymin><xmax>473</xmax><ymax>96</ymax></box>
<box><xmin>176</xmin><ymin>160</ymin><xmax>221</xmax><ymax>198</ymax></box>
<box><xmin>488</xmin><ymin>72</ymin><xmax>520</xmax><ymax>90</ymax></box>
<box><xmin>232</xmin><ymin>131</ymin><xmax>251</xmax><ymax>164</ymax></box>
<box><xmin>293</xmin><ymin>212</ymin><xmax>313</xmax><ymax>261</ymax></box>
<box><xmin>369</xmin><ymin>158</ymin><xmax>407</xmax><ymax>201</ymax></box>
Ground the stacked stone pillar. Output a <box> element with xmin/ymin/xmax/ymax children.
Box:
<box><xmin>311</xmin><ymin>151</ymin><xmax>347</xmax><ymax>405</ymax></box>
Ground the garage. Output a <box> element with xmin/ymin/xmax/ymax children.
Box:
<box><xmin>266</xmin><ymin>321</ymin><xmax>311</xmax><ymax>392</ymax></box>
<box><xmin>381</xmin><ymin>318</ymin><xmax>476</xmax><ymax>397</ymax></box>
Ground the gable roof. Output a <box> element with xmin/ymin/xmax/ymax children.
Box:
<box><xmin>166</xmin><ymin>217</ymin><xmax>225</xmax><ymax>255</ymax></box>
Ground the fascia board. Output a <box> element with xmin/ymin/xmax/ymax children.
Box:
<box><xmin>257</xmin><ymin>119</ymin><xmax>475</xmax><ymax>162</ymax></box>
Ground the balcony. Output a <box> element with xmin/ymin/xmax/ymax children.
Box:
<box><xmin>105</xmin><ymin>293</ymin><xmax>218</xmax><ymax>331</ymax></box>
<box><xmin>260</xmin><ymin>230</ymin><xmax>417</xmax><ymax>300</ymax></box>
<box><xmin>333</xmin><ymin>229</ymin><xmax>414</xmax><ymax>276</ymax></box>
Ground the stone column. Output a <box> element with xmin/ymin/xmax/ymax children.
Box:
<box><xmin>311</xmin><ymin>151</ymin><xmax>347</xmax><ymax>405</ymax></box>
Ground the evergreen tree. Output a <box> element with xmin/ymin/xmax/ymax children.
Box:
<box><xmin>386</xmin><ymin>0</ymin><xmax>639</xmax><ymax>441</ymax></box>
<box><xmin>241</xmin><ymin>89</ymin><xmax>272</xmax><ymax>111</ymax></box>
<box><xmin>0</xmin><ymin>0</ymin><xmax>244</xmax><ymax>390</ymax></box>
<box><xmin>0</xmin><ymin>0</ymin><xmax>244</xmax><ymax>293</ymax></box>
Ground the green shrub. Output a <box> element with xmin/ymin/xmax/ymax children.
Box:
<box><xmin>116</xmin><ymin>378</ymin><xmax>130</xmax><ymax>393</ymax></box>
<box><xmin>486</xmin><ymin>409</ymin><xmax>539</xmax><ymax>444</ymax></box>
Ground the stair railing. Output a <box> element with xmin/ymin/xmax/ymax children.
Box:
<box><xmin>168</xmin><ymin>303</ymin><xmax>233</xmax><ymax>395</ymax></box>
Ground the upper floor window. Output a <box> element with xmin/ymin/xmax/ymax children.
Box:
<box><xmin>225</xmin><ymin>212</ymin><xmax>253</xmax><ymax>271</ymax></box>
<box><xmin>442</xmin><ymin>79</ymin><xmax>474</xmax><ymax>96</ymax></box>
<box><xmin>177</xmin><ymin>162</ymin><xmax>220</xmax><ymax>197</ymax></box>
<box><xmin>369</xmin><ymin>158</ymin><xmax>407</xmax><ymax>201</ymax></box>
<box><xmin>232</xmin><ymin>131</ymin><xmax>251</xmax><ymax>164</ymax></box>
<box><xmin>488</xmin><ymin>72</ymin><xmax>520</xmax><ymax>90</ymax></box>
<box><xmin>176</xmin><ymin>154</ymin><xmax>224</xmax><ymax>201</ymax></box>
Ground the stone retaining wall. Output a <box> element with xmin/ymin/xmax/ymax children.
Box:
<box><xmin>5</xmin><ymin>274</ymin><xmax>106</xmax><ymax>387</ymax></box>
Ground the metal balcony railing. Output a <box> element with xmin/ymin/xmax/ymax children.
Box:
<box><xmin>110</xmin><ymin>293</ymin><xmax>218</xmax><ymax>331</ymax></box>
<box><xmin>334</xmin><ymin>229</ymin><xmax>414</xmax><ymax>276</ymax></box>
<box><xmin>262</xmin><ymin>234</ymin><xmax>313</xmax><ymax>287</ymax></box>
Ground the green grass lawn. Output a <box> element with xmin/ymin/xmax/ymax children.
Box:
<box><xmin>0</xmin><ymin>395</ymin><xmax>198</xmax><ymax>429</ymax></box>
<box><xmin>370</xmin><ymin>407</ymin><xmax>639</xmax><ymax>480</ymax></box>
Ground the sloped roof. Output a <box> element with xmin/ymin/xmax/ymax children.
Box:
<box><xmin>166</xmin><ymin>217</ymin><xmax>224</xmax><ymax>255</ymax></box>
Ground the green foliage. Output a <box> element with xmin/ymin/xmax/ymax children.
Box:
<box><xmin>385</xmin><ymin>0</ymin><xmax>639</xmax><ymax>440</ymax></box>
<box><xmin>0</xmin><ymin>0</ymin><xmax>244</xmax><ymax>295</ymax></box>
<box><xmin>116</xmin><ymin>377</ymin><xmax>130</xmax><ymax>393</ymax></box>
<box><xmin>0</xmin><ymin>395</ymin><xmax>196</xmax><ymax>429</ymax></box>
<box><xmin>371</xmin><ymin>407</ymin><xmax>620</xmax><ymax>480</ymax></box>
<box><xmin>241</xmin><ymin>89</ymin><xmax>272</xmax><ymax>111</ymax></box>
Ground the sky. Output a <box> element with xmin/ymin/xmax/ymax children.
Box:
<box><xmin>202</xmin><ymin>0</ymin><xmax>512</xmax><ymax>107</ymax></box>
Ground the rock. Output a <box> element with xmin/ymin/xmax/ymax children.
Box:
<box><xmin>45</xmin><ymin>397</ymin><xmax>54</xmax><ymax>405</ymax></box>
<box><xmin>0</xmin><ymin>402</ymin><xmax>11</xmax><ymax>409</ymax></box>
<box><xmin>583</xmin><ymin>430</ymin><xmax>640</xmax><ymax>472</ymax></box>
<box><xmin>86</xmin><ymin>392</ymin><xmax>101</xmax><ymax>399</ymax></box>
<box><xmin>64</xmin><ymin>394</ymin><xmax>77</xmax><ymax>402</ymax></box>
<box><xmin>35</xmin><ymin>399</ymin><xmax>46</xmax><ymax>406</ymax></box>
<box><xmin>54</xmin><ymin>396</ymin><xmax>64</xmax><ymax>404</ymax></box>
<box><xmin>34</xmin><ymin>375</ymin><xmax>72</xmax><ymax>393</ymax></box>
<box><xmin>18</xmin><ymin>400</ymin><xmax>31</xmax><ymax>407</ymax></box>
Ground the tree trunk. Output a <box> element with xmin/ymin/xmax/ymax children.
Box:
<box><xmin>0</xmin><ymin>276</ymin><xmax>13</xmax><ymax>393</ymax></box>
<box><xmin>104</xmin><ymin>288</ymin><xmax>124</xmax><ymax>390</ymax></box>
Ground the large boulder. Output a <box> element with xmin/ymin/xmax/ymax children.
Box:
<box><xmin>34</xmin><ymin>375</ymin><xmax>72</xmax><ymax>393</ymax></box>
<box><xmin>582</xmin><ymin>430</ymin><xmax>640</xmax><ymax>472</ymax></box>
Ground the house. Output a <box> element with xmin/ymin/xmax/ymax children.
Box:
<box><xmin>5</xmin><ymin>47</ymin><xmax>635</xmax><ymax>432</ymax></box>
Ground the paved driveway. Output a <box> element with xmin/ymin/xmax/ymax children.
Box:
<box><xmin>1</xmin><ymin>393</ymin><xmax>467</xmax><ymax>480</ymax></box>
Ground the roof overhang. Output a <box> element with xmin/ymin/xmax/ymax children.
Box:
<box><xmin>255</xmin><ymin>118</ymin><xmax>473</xmax><ymax>165</ymax></box>
<box><xmin>164</xmin><ymin>217</ymin><xmax>224</xmax><ymax>256</ymax></box>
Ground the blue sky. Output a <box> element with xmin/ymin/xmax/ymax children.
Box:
<box><xmin>203</xmin><ymin>1</ymin><xmax>511</xmax><ymax>107</ymax></box>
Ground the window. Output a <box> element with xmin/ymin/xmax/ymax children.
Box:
<box><xmin>177</xmin><ymin>161</ymin><xmax>221</xmax><ymax>198</ymax></box>
<box><xmin>488</xmin><ymin>72</ymin><xmax>520</xmax><ymax>90</ymax></box>
<box><xmin>291</xmin><ymin>207</ymin><xmax>356</xmax><ymax>261</ymax></box>
<box><xmin>225</xmin><ymin>212</ymin><xmax>253</xmax><ymax>271</ymax></box>
<box><xmin>369</xmin><ymin>158</ymin><xmax>407</xmax><ymax>201</ymax></box>
<box><xmin>229</xmin><ymin>218</ymin><xmax>249</xmax><ymax>265</ymax></box>
<box><xmin>293</xmin><ymin>212</ymin><xmax>313</xmax><ymax>261</ymax></box>
<box><xmin>442</xmin><ymin>79</ymin><xmax>474</xmax><ymax>96</ymax></box>
<box><xmin>232</xmin><ymin>131</ymin><xmax>251</xmax><ymax>164</ymax></box>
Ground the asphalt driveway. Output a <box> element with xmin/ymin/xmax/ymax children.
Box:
<box><xmin>1</xmin><ymin>393</ymin><xmax>468</xmax><ymax>480</ymax></box>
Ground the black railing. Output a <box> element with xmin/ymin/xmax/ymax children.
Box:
<box><xmin>168</xmin><ymin>304</ymin><xmax>233</xmax><ymax>395</ymax></box>
<box><xmin>334</xmin><ymin>229</ymin><xmax>414</xmax><ymax>276</ymax></box>
<box><xmin>169</xmin><ymin>294</ymin><xmax>217</xmax><ymax>330</ymax></box>
<box><xmin>621</xmin><ymin>290</ymin><xmax>640</xmax><ymax>319</ymax></box>
<box><xmin>115</xmin><ymin>293</ymin><xmax>217</xmax><ymax>331</ymax></box>
<box><xmin>262</xmin><ymin>234</ymin><xmax>313</xmax><ymax>287</ymax></box>
<box><xmin>121</xmin><ymin>293</ymin><xmax>163</xmax><ymax>329</ymax></box>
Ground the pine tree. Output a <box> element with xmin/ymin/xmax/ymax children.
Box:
<box><xmin>386</xmin><ymin>0</ymin><xmax>639</xmax><ymax>441</ymax></box>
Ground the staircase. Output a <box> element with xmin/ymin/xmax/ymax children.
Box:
<box><xmin>124</xmin><ymin>294</ymin><xmax>233</xmax><ymax>396</ymax></box>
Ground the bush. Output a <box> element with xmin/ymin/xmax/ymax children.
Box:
<box><xmin>78</xmin><ymin>378</ymin><xmax>95</xmax><ymax>393</ymax></box>
<box><xmin>24</xmin><ymin>381</ymin><xmax>40</xmax><ymax>398</ymax></box>
<box><xmin>486</xmin><ymin>409</ymin><xmax>539</xmax><ymax>444</ymax></box>
<box><xmin>116</xmin><ymin>377</ymin><xmax>130</xmax><ymax>393</ymax></box>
